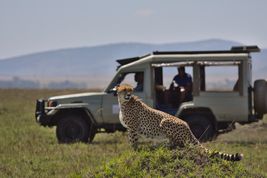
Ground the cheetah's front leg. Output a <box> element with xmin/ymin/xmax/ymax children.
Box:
<box><xmin>128</xmin><ymin>129</ymin><xmax>139</xmax><ymax>150</ymax></box>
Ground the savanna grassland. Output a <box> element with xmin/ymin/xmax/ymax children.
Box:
<box><xmin>0</xmin><ymin>89</ymin><xmax>266</xmax><ymax>178</ymax></box>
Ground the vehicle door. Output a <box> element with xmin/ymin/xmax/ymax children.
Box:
<box><xmin>194</xmin><ymin>61</ymin><xmax>249</xmax><ymax>122</ymax></box>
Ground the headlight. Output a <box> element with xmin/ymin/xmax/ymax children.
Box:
<box><xmin>47</xmin><ymin>100</ymin><xmax>58</xmax><ymax>107</ymax></box>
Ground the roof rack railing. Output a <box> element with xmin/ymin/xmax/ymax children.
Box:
<box><xmin>231</xmin><ymin>45</ymin><xmax>260</xmax><ymax>52</ymax></box>
<box><xmin>152</xmin><ymin>45</ymin><xmax>261</xmax><ymax>55</ymax></box>
<box><xmin>116</xmin><ymin>45</ymin><xmax>261</xmax><ymax>70</ymax></box>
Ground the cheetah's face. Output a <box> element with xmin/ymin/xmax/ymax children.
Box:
<box><xmin>116</xmin><ymin>84</ymin><xmax>134</xmax><ymax>104</ymax></box>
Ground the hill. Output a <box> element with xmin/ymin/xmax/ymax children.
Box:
<box><xmin>0</xmin><ymin>39</ymin><xmax>266</xmax><ymax>88</ymax></box>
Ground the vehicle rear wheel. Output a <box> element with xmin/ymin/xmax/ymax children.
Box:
<box><xmin>56</xmin><ymin>114</ymin><xmax>95</xmax><ymax>143</ymax></box>
<box><xmin>184</xmin><ymin>114</ymin><xmax>216</xmax><ymax>142</ymax></box>
<box><xmin>254</xmin><ymin>79</ymin><xmax>267</xmax><ymax>115</ymax></box>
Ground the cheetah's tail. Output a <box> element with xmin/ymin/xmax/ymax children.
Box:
<box><xmin>190</xmin><ymin>136</ymin><xmax>243</xmax><ymax>161</ymax></box>
<box><xmin>208</xmin><ymin>149</ymin><xmax>243</xmax><ymax>161</ymax></box>
<box><xmin>197</xmin><ymin>144</ymin><xmax>243</xmax><ymax>161</ymax></box>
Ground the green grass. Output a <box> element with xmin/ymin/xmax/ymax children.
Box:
<box><xmin>88</xmin><ymin>146</ymin><xmax>260</xmax><ymax>178</ymax></box>
<box><xmin>0</xmin><ymin>89</ymin><xmax>130</xmax><ymax>177</ymax></box>
<box><xmin>0</xmin><ymin>89</ymin><xmax>266</xmax><ymax>177</ymax></box>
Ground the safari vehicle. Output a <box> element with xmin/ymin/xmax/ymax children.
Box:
<box><xmin>35</xmin><ymin>45</ymin><xmax>267</xmax><ymax>143</ymax></box>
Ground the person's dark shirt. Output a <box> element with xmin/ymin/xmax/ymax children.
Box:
<box><xmin>172</xmin><ymin>73</ymin><xmax>192</xmax><ymax>101</ymax></box>
<box><xmin>173</xmin><ymin>73</ymin><xmax>192</xmax><ymax>87</ymax></box>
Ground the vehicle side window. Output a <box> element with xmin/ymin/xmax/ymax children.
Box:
<box><xmin>117</xmin><ymin>72</ymin><xmax>144</xmax><ymax>92</ymax></box>
<box><xmin>203</xmin><ymin>65</ymin><xmax>238</xmax><ymax>92</ymax></box>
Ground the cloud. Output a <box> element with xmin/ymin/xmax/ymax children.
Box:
<box><xmin>135</xmin><ymin>9</ymin><xmax>154</xmax><ymax>17</ymax></box>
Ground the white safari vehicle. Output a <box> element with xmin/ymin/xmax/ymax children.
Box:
<box><xmin>35</xmin><ymin>46</ymin><xmax>267</xmax><ymax>143</ymax></box>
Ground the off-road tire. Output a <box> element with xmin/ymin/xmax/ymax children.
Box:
<box><xmin>254</xmin><ymin>79</ymin><xmax>267</xmax><ymax>115</ymax></box>
<box><xmin>184</xmin><ymin>114</ymin><xmax>216</xmax><ymax>142</ymax></box>
<box><xmin>56</xmin><ymin>114</ymin><xmax>95</xmax><ymax>143</ymax></box>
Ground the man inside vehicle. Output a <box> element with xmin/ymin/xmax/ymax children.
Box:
<box><xmin>169</xmin><ymin>66</ymin><xmax>193</xmax><ymax>104</ymax></box>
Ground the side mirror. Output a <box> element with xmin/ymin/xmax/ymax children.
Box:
<box><xmin>109</xmin><ymin>87</ymin><xmax>118</xmax><ymax>96</ymax></box>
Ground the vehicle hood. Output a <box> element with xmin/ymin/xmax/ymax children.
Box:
<box><xmin>49</xmin><ymin>92</ymin><xmax>105</xmax><ymax>100</ymax></box>
<box><xmin>48</xmin><ymin>92</ymin><xmax>106</xmax><ymax>106</ymax></box>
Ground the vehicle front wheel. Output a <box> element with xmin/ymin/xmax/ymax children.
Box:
<box><xmin>184</xmin><ymin>114</ymin><xmax>216</xmax><ymax>142</ymax></box>
<box><xmin>56</xmin><ymin>114</ymin><xmax>95</xmax><ymax>143</ymax></box>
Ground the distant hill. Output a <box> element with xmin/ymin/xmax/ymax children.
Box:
<box><xmin>0</xmin><ymin>39</ymin><xmax>266</xmax><ymax>88</ymax></box>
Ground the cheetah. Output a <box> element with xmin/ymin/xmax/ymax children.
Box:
<box><xmin>116</xmin><ymin>84</ymin><xmax>243</xmax><ymax>161</ymax></box>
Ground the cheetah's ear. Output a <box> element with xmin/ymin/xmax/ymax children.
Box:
<box><xmin>127</xmin><ymin>86</ymin><xmax>134</xmax><ymax>92</ymax></box>
<box><xmin>110</xmin><ymin>85</ymin><xmax>119</xmax><ymax>96</ymax></box>
<box><xmin>116</xmin><ymin>85</ymin><xmax>123</xmax><ymax>93</ymax></box>
<box><xmin>115</xmin><ymin>84</ymin><xmax>120</xmax><ymax>91</ymax></box>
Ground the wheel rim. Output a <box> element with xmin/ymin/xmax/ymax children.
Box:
<box><xmin>64</xmin><ymin>122</ymin><xmax>83</xmax><ymax>140</ymax></box>
<box><xmin>56</xmin><ymin>115</ymin><xmax>93</xmax><ymax>143</ymax></box>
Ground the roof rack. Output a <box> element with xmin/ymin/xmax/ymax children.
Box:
<box><xmin>116</xmin><ymin>54</ymin><xmax>150</xmax><ymax>70</ymax></box>
<box><xmin>116</xmin><ymin>56</ymin><xmax>141</xmax><ymax>66</ymax></box>
<box><xmin>116</xmin><ymin>45</ymin><xmax>260</xmax><ymax>69</ymax></box>
<box><xmin>231</xmin><ymin>45</ymin><xmax>260</xmax><ymax>52</ymax></box>
<box><xmin>153</xmin><ymin>45</ymin><xmax>260</xmax><ymax>55</ymax></box>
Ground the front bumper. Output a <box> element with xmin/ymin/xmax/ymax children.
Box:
<box><xmin>35</xmin><ymin>99</ymin><xmax>52</xmax><ymax>126</ymax></box>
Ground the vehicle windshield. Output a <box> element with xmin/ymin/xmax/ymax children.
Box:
<box><xmin>108</xmin><ymin>72</ymin><xmax>144</xmax><ymax>93</ymax></box>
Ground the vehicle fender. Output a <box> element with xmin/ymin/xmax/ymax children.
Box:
<box><xmin>177</xmin><ymin>103</ymin><xmax>217</xmax><ymax>130</ymax></box>
<box><xmin>51</xmin><ymin>103</ymin><xmax>97</xmax><ymax>126</ymax></box>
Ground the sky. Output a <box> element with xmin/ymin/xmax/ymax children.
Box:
<box><xmin>0</xmin><ymin>0</ymin><xmax>267</xmax><ymax>59</ymax></box>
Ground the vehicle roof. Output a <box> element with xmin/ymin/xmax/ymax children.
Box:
<box><xmin>116</xmin><ymin>45</ymin><xmax>260</xmax><ymax>69</ymax></box>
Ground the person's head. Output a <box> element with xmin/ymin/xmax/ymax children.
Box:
<box><xmin>177</xmin><ymin>66</ymin><xmax>185</xmax><ymax>77</ymax></box>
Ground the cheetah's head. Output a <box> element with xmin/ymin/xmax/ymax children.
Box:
<box><xmin>116</xmin><ymin>84</ymin><xmax>134</xmax><ymax>104</ymax></box>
